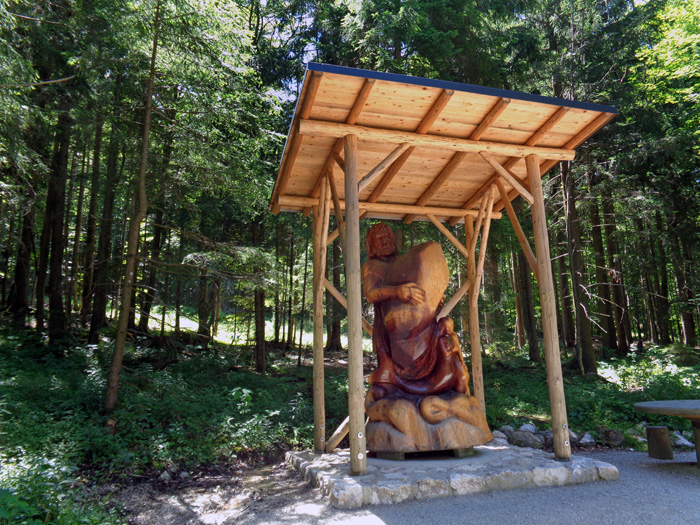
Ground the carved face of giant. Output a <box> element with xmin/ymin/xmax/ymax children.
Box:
<box><xmin>367</xmin><ymin>223</ymin><xmax>398</xmax><ymax>259</ymax></box>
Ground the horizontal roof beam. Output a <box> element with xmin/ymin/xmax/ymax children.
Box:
<box><xmin>276</xmin><ymin>195</ymin><xmax>502</xmax><ymax>220</ymax></box>
<box><xmin>299</xmin><ymin>119</ymin><xmax>576</xmax><ymax>161</ymax></box>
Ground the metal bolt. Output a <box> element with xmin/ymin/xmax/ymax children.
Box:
<box><xmin>358</xmin><ymin>453</ymin><xmax>364</xmax><ymax>460</ymax></box>
<box><xmin>563</xmin><ymin>423</ymin><xmax>568</xmax><ymax>429</ymax></box>
<box><xmin>358</xmin><ymin>432</ymin><xmax>364</xmax><ymax>439</ymax></box>
<box><xmin>565</xmin><ymin>441</ymin><xmax>570</xmax><ymax>446</ymax></box>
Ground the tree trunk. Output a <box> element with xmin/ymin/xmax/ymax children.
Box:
<box><xmin>602</xmin><ymin>196</ymin><xmax>630</xmax><ymax>355</ymax></box>
<box><xmin>555</xmin><ymin>230</ymin><xmax>576</xmax><ymax>350</ymax></box>
<box><xmin>511</xmin><ymin>252</ymin><xmax>526</xmax><ymax>349</ymax></box>
<box><xmin>284</xmin><ymin>230</ymin><xmax>295</xmax><ymax>354</ymax></box>
<box><xmin>672</xmin><ymin>233</ymin><xmax>697</xmax><ymax>347</ymax></box>
<box><xmin>34</xmin><ymin>193</ymin><xmax>51</xmax><ymax>332</ymax></box>
<box><xmin>61</xmin><ymin>149</ymin><xmax>77</xmax><ymax>315</ymax></box>
<box><xmin>8</xmin><ymin>207</ymin><xmax>34</xmax><ymax>328</ymax></box>
<box><xmin>274</xmin><ymin>223</ymin><xmax>281</xmax><ymax>344</ymax></box>
<box><xmin>297</xmin><ymin>231</ymin><xmax>310</xmax><ymax>364</ymax></box>
<box><xmin>47</xmin><ymin>101</ymin><xmax>73</xmax><ymax>343</ymax></box>
<box><xmin>325</xmin><ymin>239</ymin><xmax>344</xmax><ymax>352</ymax></box>
<box><xmin>88</xmin><ymin>112</ymin><xmax>123</xmax><ymax>343</ymax></box>
<box><xmin>137</xmin><ymin>208</ymin><xmax>164</xmax><ymax>333</ymax></box>
<box><xmin>104</xmin><ymin>5</ymin><xmax>159</xmax><ymax>413</ymax></box>
<box><xmin>80</xmin><ymin>118</ymin><xmax>104</xmax><ymax>325</ymax></box>
<box><xmin>589</xmin><ymin>195</ymin><xmax>616</xmax><ymax>350</ymax></box>
<box><xmin>654</xmin><ymin>213</ymin><xmax>671</xmax><ymax>344</ymax></box>
<box><xmin>68</xmin><ymin>146</ymin><xmax>87</xmax><ymax>315</ymax></box>
<box><xmin>175</xmin><ymin>231</ymin><xmax>183</xmax><ymax>335</ymax></box>
<box><xmin>561</xmin><ymin>161</ymin><xmax>595</xmax><ymax>374</ymax></box>
<box><xmin>253</xmin><ymin>219</ymin><xmax>266</xmax><ymax>373</ymax></box>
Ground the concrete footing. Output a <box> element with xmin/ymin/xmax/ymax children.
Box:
<box><xmin>286</xmin><ymin>437</ymin><xmax>619</xmax><ymax>509</ymax></box>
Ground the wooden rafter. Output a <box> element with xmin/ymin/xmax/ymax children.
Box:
<box><xmin>368</xmin><ymin>88</ymin><xmax>454</xmax><ymax>203</ymax></box>
<box><xmin>327</xmin><ymin>170</ymin><xmax>346</xmax><ymax>249</ymax></box>
<box><xmin>302</xmin><ymin>78</ymin><xmax>376</xmax><ymax>216</ymax></box>
<box><xmin>437</xmin><ymin>279</ymin><xmax>471</xmax><ymax>320</ymax></box>
<box><xmin>406</xmin><ymin>97</ymin><xmax>510</xmax><ymax>224</ymax></box>
<box><xmin>358</xmin><ymin>142</ymin><xmax>411</xmax><ymax>193</ymax></box>
<box><xmin>271</xmin><ymin>71</ymin><xmax>323</xmax><ymax>214</ymax></box>
<box><xmin>449</xmin><ymin>105</ymin><xmax>572</xmax><ymax>224</ymax></box>
<box><xmin>328</xmin><ymin>210</ymin><xmax>368</xmax><ymax>244</ymax></box>
<box><xmin>426</xmin><ymin>214</ymin><xmax>470</xmax><ymax>259</ymax></box>
<box><xmin>404</xmin><ymin>151</ymin><xmax>468</xmax><ymax>224</ymax></box>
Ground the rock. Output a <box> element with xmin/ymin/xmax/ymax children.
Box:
<box><xmin>179</xmin><ymin>471</ymin><xmax>190</xmax><ymax>480</ymax></box>
<box><xmin>499</xmin><ymin>425</ymin><xmax>515</xmax><ymax>439</ymax></box>
<box><xmin>159</xmin><ymin>471</ymin><xmax>172</xmax><ymax>482</ymax></box>
<box><xmin>519</xmin><ymin>423</ymin><xmax>537</xmax><ymax>433</ymax></box>
<box><xmin>509</xmin><ymin>430</ymin><xmax>545</xmax><ymax>449</ymax></box>
<box><xmin>671</xmin><ymin>431</ymin><xmax>695</xmax><ymax>448</ymax></box>
<box><xmin>541</xmin><ymin>429</ymin><xmax>578</xmax><ymax>448</ymax></box>
<box><xmin>623</xmin><ymin>427</ymin><xmax>647</xmax><ymax>448</ymax></box>
<box><xmin>491</xmin><ymin>430</ymin><xmax>508</xmax><ymax>443</ymax></box>
<box><xmin>568</xmin><ymin>430</ymin><xmax>580</xmax><ymax>446</ymax></box>
<box><xmin>579</xmin><ymin>433</ymin><xmax>596</xmax><ymax>447</ymax></box>
<box><xmin>599</xmin><ymin>428</ymin><xmax>626</xmax><ymax>448</ymax></box>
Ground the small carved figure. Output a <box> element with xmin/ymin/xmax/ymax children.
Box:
<box><xmin>362</xmin><ymin>223</ymin><xmax>491</xmax><ymax>454</ymax></box>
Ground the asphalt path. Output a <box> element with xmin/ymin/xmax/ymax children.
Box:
<box><xmin>238</xmin><ymin>449</ymin><xmax>700</xmax><ymax>525</ymax></box>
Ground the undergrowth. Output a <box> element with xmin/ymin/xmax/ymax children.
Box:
<box><xmin>483</xmin><ymin>344</ymin><xmax>700</xmax><ymax>434</ymax></box>
<box><xmin>0</xmin><ymin>330</ymin><xmax>347</xmax><ymax>524</ymax></box>
<box><xmin>1</xmin><ymin>327</ymin><xmax>698</xmax><ymax>524</ymax></box>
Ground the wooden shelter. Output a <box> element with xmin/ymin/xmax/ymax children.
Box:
<box><xmin>270</xmin><ymin>63</ymin><xmax>616</xmax><ymax>475</ymax></box>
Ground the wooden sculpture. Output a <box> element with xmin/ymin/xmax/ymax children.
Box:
<box><xmin>363</xmin><ymin>223</ymin><xmax>492</xmax><ymax>457</ymax></box>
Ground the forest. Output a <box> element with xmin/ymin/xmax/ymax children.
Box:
<box><xmin>0</xmin><ymin>0</ymin><xmax>699</xmax><ymax>522</ymax></box>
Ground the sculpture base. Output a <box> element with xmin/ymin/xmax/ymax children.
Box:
<box><xmin>365</xmin><ymin>391</ymin><xmax>492</xmax><ymax>454</ymax></box>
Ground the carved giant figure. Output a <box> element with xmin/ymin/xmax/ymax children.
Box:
<box><xmin>362</xmin><ymin>223</ymin><xmax>492</xmax><ymax>456</ymax></box>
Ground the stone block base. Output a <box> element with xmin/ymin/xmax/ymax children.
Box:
<box><xmin>286</xmin><ymin>437</ymin><xmax>619</xmax><ymax>509</ymax></box>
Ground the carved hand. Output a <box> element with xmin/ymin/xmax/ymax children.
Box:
<box><xmin>396</xmin><ymin>283</ymin><xmax>426</xmax><ymax>305</ymax></box>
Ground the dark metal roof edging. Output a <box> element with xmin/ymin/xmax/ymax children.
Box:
<box><xmin>307</xmin><ymin>62</ymin><xmax>618</xmax><ymax>115</ymax></box>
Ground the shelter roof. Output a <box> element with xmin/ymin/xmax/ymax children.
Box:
<box><xmin>271</xmin><ymin>63</ymin><xmax>616</xmax><ymax>223</ymax></box>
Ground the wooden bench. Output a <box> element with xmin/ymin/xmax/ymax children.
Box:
<box><xmin>634</xmin><ymin>400</ymin><xmax>700</xmax><ymax>464</ymax></box>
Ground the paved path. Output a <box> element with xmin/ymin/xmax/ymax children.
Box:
<box><xmin>237</xmin><ymin>449</ymin><xmax>700</xmax><ymax>525</ymax></box>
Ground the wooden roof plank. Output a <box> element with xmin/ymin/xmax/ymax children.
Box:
<box><xmin>368</xmin><ymin>88</ymin><xmax>454</xmax><ymax>203</ymax></box>
<box><xmin>271</xmin><ymin>71</ymin><xmax>323</xmax><ymax>213</ymax></box>
<box><xmin>404</xmin><ymin>96</ymin><xmax>511</xmax><ymax>223</ymax></box>
<box><xmin>302</xmin><ymin>77</ymin><xmax>377</xmax><ymax>215</ymax></box>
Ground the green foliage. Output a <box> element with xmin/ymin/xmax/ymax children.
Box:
<box><xmin>484</xmin><ymin>344</ymin><xmax>700</xmax><ymax>433</ymax></box>
<box><xmin>0</xmin><ymin>328</ymin><xmax>348</xmax><ymax>474</ymax></box>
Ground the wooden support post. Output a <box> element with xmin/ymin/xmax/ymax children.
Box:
<box><xmin>327</xmin><ymin>170</ymin><xmax>346</xmax><ymax>249</ymax></box>
<box><xmin>326</xmin><ymin>416</ymin><xmax>350</xmax><ymax>453</ymax></box>
<box><xmin>465</xmin><ymin>217</ymin><xmax>483</xmax><ymax>410</ymax></box>
<box><xmin>312</xmin><ymin>177</ymin><xmax>330</xmax><ymax>453</ymax></box>
<box><xmin>527</xmin><ymin>154</ymin><xmax>571</xmax><ymax>461</ymax></box>
<box><xmin>437</xmin><ymin>279</ymin><xmax>471</xmax><ymax>320</ymax></box>
<box><xmin>323</xmin><ymin>277</ymin><xmax>373</xmax><ymax>336</ymax></box>
<box><xmin>646</xmin><ymin>426</ymin><xmax>674</xmax><ymax>460</ymax></box>
<box><xmin>344</xmin><ymin>134</ymin><xmax>367</xmax><ymax>475</ymax></box>
<box><xmin>495</xmin><ymin>178</ymin><xmax>538</xmax><ymax>277</ymax></box>
<box><xmin>426</xmin><ymin>214</ymin><xmax>470</xmax><ymax>259</ymax></box>
<box><xmin>468</xmin><ymin>186</ymin><xmax>495</xmax><ymax>412</ymax></box>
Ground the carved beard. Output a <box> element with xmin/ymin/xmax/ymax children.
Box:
<box><xmin>374</xmin><ymin>242</ymin><xmax>397</xmax><ymax>259</ymax></box>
